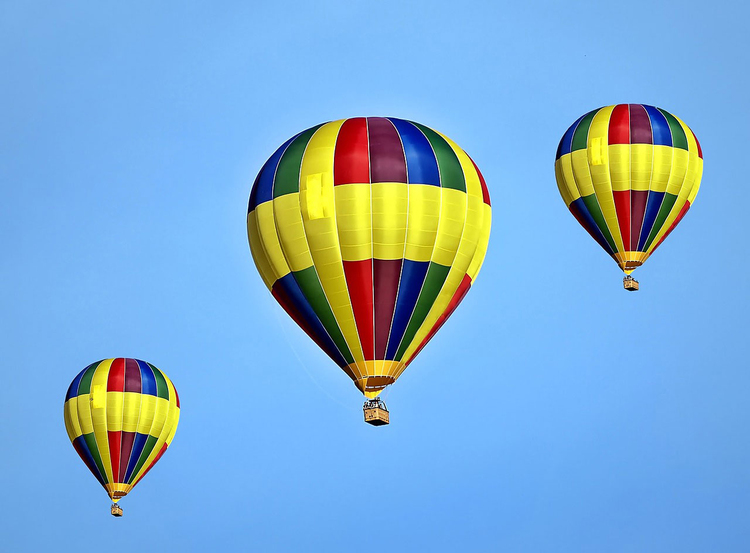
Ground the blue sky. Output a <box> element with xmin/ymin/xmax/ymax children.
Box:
<box><xmin>2</xmin><ymin>1</ymin><xmax>749</xmax><ymax>551</ymax></box>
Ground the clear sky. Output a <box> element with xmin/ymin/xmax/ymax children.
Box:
<box><xmin>2</xmin><ymin>1</ymin><xmax>748</xmax><ymax>551</ymax></box>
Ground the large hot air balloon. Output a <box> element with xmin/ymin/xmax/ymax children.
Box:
<box><xmin>63</xmin><ymin>358</ymin><xmax>180</xmax><ymax>516</ymax></box>
<box><xmin>247</xmin><ymin>117</ymin><xmax>491</xmax><ymax>424</ymax></box>
<box><xmin>554</xmin><ymin>104</ymin><xmax>703</xmax><ymax>290</ymax></box>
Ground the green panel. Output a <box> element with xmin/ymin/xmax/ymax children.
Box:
<box><xmin>412</xmin><ymin>123</ymin><xmax>466</xmax><ymax>192</ymax></box>
<box><xmin>127</xmin><ymin>435</ymin><xmax>158</xmax><ymax>484</ymax></box>
<box><xmin>395</xmin><ymin>262</ymin><xmax>451</xmax><ymax>360</ymax></box>
<box><xmin>84</xmin><ymin>432</ymin><xmax>109</xmax><ymax>484</ymax></box>
<box><xmin>581</xmin><ymin>194</ymin><xmax>618</xmax><ymax>252</ymax></box>
<box><xmin>77</xmin><ymin>361</ymin><xmax>100</xmax><ymax>395</ymax></box>
<box><xmin>149</xmin><ymin>364</ymin><xmax>169</xmax><ymax>400</ymax></box>
<box><xmin>293</xmin><ymin>266</ymin><xmax>355</xmax><ymax>365</ymax></box>
<box><xmin>658</xmin><ymin>109</ymin><xmax>688</xmax><ymax>151</ymax></box>
<box><xmin>571</xmin><ymin>110</ymin><xmax>598</xmax><ymax>152</ymax></box>
<box><xmin>643</xmin><ymin>193</ymin><xmax>678</xmax><ymax>250</ymax></box>
<box><xmin>273</xmin><ymin>124</ymin><xmax>325</xmax><ymax>198</ymax></box>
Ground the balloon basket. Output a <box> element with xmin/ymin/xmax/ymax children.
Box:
<box><xmin>363</xmin><ymin>398</ymin><xmax>389</xmax><ymax>426</ymax></box>
<box><xmin>111</xmin><ymin>503</ymin><xmax>123</xmax><ymax>517</ymax></box>
<box><xmin>623</xmin><ymin>276</ymin><xmax>639</xmax><ymax>291</ymax></box>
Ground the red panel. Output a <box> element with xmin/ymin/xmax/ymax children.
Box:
<box><xmin>119</xmin><ymin>432</ymin><xmax>135</xmax><ymax>482</ymax></box>
<box><xmin>334</xmin><ymin>118</ymin><xmax>370</xmax><ymax>185</ymax></box>
<box><xmin>174</xmin><ymin>388</ymin><xmax>180</xmax><ymax>408</ymax></box>
<box><xmin>630</xmin><ymin>190</ymin><xmax>649</xmax><ymax>250</ymax></box>
<box><xmin>608</xmin><ymin>104</ymin><xmax>630</xmax><ymax>145</ymax></box>
<box><xmin>613</xmin><ymin>190</ymin><xmax>632</xmax><ymax>250</ymax></box>
<box><xmin>107</xmin><ymin>358</ymin><xmax>125</xmax><ymax>392</ymax></box>
<box><xmin>469</xmin><ymin>156</ymin><xmax>491</xmax><ymax>206</ymax></box>
<box><xmin>692</xmin><ymin>130</ymin><xmax>703</xmax><ymax>159</ymax></box>
<box><xmin>374</xmin><ymin>259</ymin><xmax>403</xmax><ymax>360</ymax></box>
<box><xmin>132</xmin><ymin>443</ymin><xmax>168</xmax><ymax>487</ymax></box>
<box><xmin>404</xmin><ymin>274</ymin><xmax>472</xmax><ymax>367</ymax></box>
<box><xmin>108</xmin><ymin>431</ymin><xmax>122</xmax><ymax>484</ymax></box>
<box><xmin>343</xmin><ymin>259</ymin><xmax>374</xmax><ymax>360</ymax></box>
<box><xmin>651</xmin><ymin>201</ymin><xmax>691</xmax><ymax>254</ymax></box>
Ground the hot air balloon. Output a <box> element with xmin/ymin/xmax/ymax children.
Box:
<box><xmin>554</xmin><ymin>104</ymin><xmax>703</xmax><ymax>290</ymax></box>
<box><xmin>247</xmin><ymin>117</ymin><xmax>491</xmax><ymax>424</ymax></box>
<box><xmin>63</xmin><ymin>358</ymin><xmax>180</xmax><ymax>516</ymax></box>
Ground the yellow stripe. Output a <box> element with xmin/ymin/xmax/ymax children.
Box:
<box><xmin>468</xmin><ymin>203</ymin><xmax>491</xmax><ymax>281</ymax></box>
<box><xmin>64</xmin><ymin>397</ymin><xmax>82</xmax><ymax>441</ymax></box>
<box><xmin>273</xmin><ymin>192</ymin><xmax>315</xmax><ymax>272</ymax></box>
<box><xmin>431</xmin><ymin>187</ymin><xmax>467</xmax><ymax>267</ymax></box>
<box><xmin>555</xmin><ymin>156</ymin><xmax>579</xmax><ymax>205</ymax></box>
<box><xmin>335</xmin><ymin>183</ymin><xmax>372</xmax><ymax>262</ymax></box>
<box><xmin>298</xmin><ymin>119</ymin><xmax>364</xmax><ymax>365</ymax></box>
<box><xmin>630</xmin><ymin>143</ymin><xmax>653</xmax><ymax>192</ymax></box>
<box><xmin>90</xmin><ymin>360</ymin><xmax>114</xmax><ymax>484</ymax></box>
<box><xmin>607</xmin><ymin>144</ymin><xmax>630</xmax><ymax>192</ymax></box>
<box><xmin>650</xmin><ymin>145</ymin><xmax>674</xmax><ymax>194</ymax></box>
<box><xmin>136</xmin><ymin>394</ymin><xmax>158</xmax><ymax>435</ymax></box>
<box><xmin>372</xmin><ymin>182</ymin><xmax>408</xmax><ymax>260</ymax></box>
<box><xmin>121</xmin><ymin>392</ymin><xmax>142</xmax><ymax>433</ymax></box>
<box><xmin>404</xmin><ymin>184</ymin><xmax>441</xmax><ymax>263</ymax></box>
<box><xmin>247</xmin><ymin>211</ymin><xmax>276</xmax><ymax>289</ymax></box>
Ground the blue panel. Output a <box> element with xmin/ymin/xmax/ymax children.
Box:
<box><xmin>637</xmin><ymin>191</ymin><xmax>666</xmax><ymax>250</ymax></box>
<box><xmin>385</xmin><ymin>260</ymin><xmax>430</xmax><ymax>360</ymax></box>
<box><xmin>388</xmin><ymin>118</ymin><xmax>440</xmax><ymax>186</ymax></box>
<box><xmin>644</xmin><ymin>105</ymin><xmax>672</xmax><ymax>147</ymax></box>
<box><xmin>556</xmin><ymin>113</ymin><xmax>586</xmax><ymax>159</ymax></box>
<box><xmin>73</xmin><ymin>435</ymin><xmax>106</xmax><ymax>486</ymax></box>
<box><xmin>124</xmin><ymin>432</ymin><xmax>149</xmax><ymax>483</ymax></box>
<box><xmin>66</xmin><ymin>362</ymin><xmax>95</xmax><ymax>401</ymax></box>
<box><xmin>569</xmin><ymin>198</ymin><xmax>616</xmax><ymax>255</ymax></box>
<box><xmin>276</xmin><ymin>273</ymin><xmax>349</xmax><ymax>368</ymax></box>
<box><xmin>137</xmin><ymin>360</ymin><xmax>157</xmax><ymax>396</ymax></box>
<box><xmin>248</xmin><ymin>134</ymin><xmax>298</xmax><ymax>213</ymax></box>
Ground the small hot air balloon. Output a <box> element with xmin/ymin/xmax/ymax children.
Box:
<box><xmin>247</xmin><ymin>117</ymin><xmax>491</xmax><ymax>424</ymax></box>
<box><xmin>63</xmin><ymin>358</ymin><xmax>180</xmax><ymax>516</ymax></box>
<box><xmin>554</xmin><ymin>104</ymin><xmax>703</xmax><ymax>290</ymax></box>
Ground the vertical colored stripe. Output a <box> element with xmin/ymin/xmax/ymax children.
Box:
<box><xmin>132</xmin><ymin>443</ymin><xmax>168</xmax><ymax>488</ymax></box>
<box><xmin>643</xmin><ymin>193</ymin><xmax>678</xmax><ymax>250</ymax></box>
<box><xmin>629</xmin><ymin>104</ymin><xmax>652</xmax><ymax>144</ymax></box>
<box><xmin>608</xmin><ymin>104</ymin><xmax>630</xmax><ymax>144</ymax></box>
<box><xmin>273</xmin><ymin>124</ymin><xmax>324</xmax><ymax>198</ymax></box>
<box><xmin>150</xmin><ymin>365</ymin><xmax>169</xmax><ymax>400</ymax></box>
<box><xmin>470</xmin><ymin>157</ymin><xmax>491</xmax><ymax>206</ymax></box>
<box><xmin>650</xmin><ymin>200</ymin><xmax>691</xmax><ymax>253</ymax></box>
<box><xmin>249</xmin><ymin>134</ymin><xmax>298</xmax><ymax>211</ymax></box>
<box><xmin>124</xmin><ymin>358</ymin><xmax>141</xmax><ymax>393</ymax></box>
<box><xmin>630</xmin><ymin>189</ymin><xmax>649</xmax><ymax>249</ymax></box>
<box><xmin>388</xmin><ymin>118</ymin><xmax>440</xmax><ymax>186</ymax></box>
<box><xmin>569</xmin><ymin>197</ymin><xmax>616</xmax><ymax>255</ymax></box>
<box><xmin>66</xmin><ymin>362</ymin><xmax>95</xmax><ymax>401</ymax></box>
<box><xmin>580</xmin><ymin>194</ymin><xmax>618</xmax><ymax>252</ymax></box>
<box><xmin>613</xmin><ymin>190</ymin><xmax>631</xmax><ymax>251</ymax></box>
<box><xmin>367</xmin><ymin>117</ymin><xmax>407</xmax><ymax>184</ymax></box>
<box><xmin>556</xmin><ymin>113</ymin><xmax>587</xmax><ymax>159</ymax></box>
<box><xmin>385</xmin><ymin>260</ymin><xmax>430</xmax><ymax>360</ymax></box>
<box><xmin>107</xmin><ymin>358</ymin><xmax>125</xmax><ymax>392</ymax></box>
<box><xmin>83</xmin><ymin>433</ymin><xmax>108</xmax><ymax>484</ymax></box>
<box><xmin>412</xmin><ymin>123</ymin><xmax>466</xmax><ymax>192</ymax></box>
<box><xmin>124</xmin><ymin>433</ymin><xmax>149</xmax><ymax>482</ymax></box>
<box><xmin>73</xmin><ymin>435</ymin><xmax>106</xmax><ymax>486</ymax></box>
<box><xmin>119</xmin><ymin>431</ymin><xmax>136</xmax><ymax>482</ymax></box>
<box><xmin>374</xmin><ymin>259</ymin><xmax>402</xmax><ymax>360</ymax></box>
<box><xmin>138</xmin><ymin>360</ymin><xmax>157</xmax><ymax>396</ymax></box>
<box><xmin>342</xmin><ymin>259</ymin><xmax>375</xmax><ymax>360</ymax></box>
<box><xmin>77</xmin><ymin>361</ymin><xmax>99</xmax><ymax>395</ymax></box>
<box><xmin>637</xmin><ymin>191</ymin><xmax>665</xmax><ymax>250</ymax></box>
<box><xmin>571</xmin><ymin>110</ymin><xmax>597</xmax><ymax>151</ymax></box>
<box><xmin>127</xmin><ymin>435</ymin><xmax>158</xmax><ymax>485</ymax></box>
<box><xmin>658</xmin><ymin>109</ymin><xmax>688</xmax><ymax>150</ymax></box>
<box><xmin>108</xmin><ymin>431</ymin><xmax>121</xmax><ymax>484</ymax></box>
<box><xmin>334</xmin><ymin>118</ymin><xmax>369</xmax><ymax>185</ymax></box>
<box><xmin>645</xmin><ymin>105</ymin><xmax>672</xmax><ymax>147</ymax></box>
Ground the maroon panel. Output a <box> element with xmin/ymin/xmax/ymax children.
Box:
<box><xmin>613</xmin><ymin>190</ymin><xmax>632</xmax><ymax>250</ymax></box>
<box><xmin>374</xmin><ymin>259</ymin><xmax>403</xmax><ymax>359</ymax></box>
<box><xmin>107</xmin><ymin>358</ymin><xmax>125</xmax><ymax>392</ymax></box>
<box><xmin>368</xmin><ymin>117</ymin><xmax>407</xmax><ymax>183</ymax></box>
<box><xmin>119</xmin><ymin>431</ymin><xmax>136</xmax><ymax>482</ymax></box>
<box><xmin>629</xmin><ymin>104</ymin><xmax>652</xmax><ymax>144</ymax></box>
<box><xmin>124</xmin><ymin>358</ymin><xmax>142</xmax><ymax>393</ymax></box>
<box><xmin>343</xmin><ymin>259</ymin><xmax>375</xmax><ymax>360</ymax></box>
<box><xmin>630</xmin><ymin>190</ymin><xmax>650</xmax><ymax>250</ymax></box>
<box><xmin>334</xmin><ymin>118</ymin><xmax>370</xmax><ymax>185</ymax></box>
<box><xmin>608</xmin><ymin>104</ymin><xmax>630</xmax><ymax>145</ymax></box>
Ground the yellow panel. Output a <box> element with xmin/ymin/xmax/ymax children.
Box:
<box><xmin>555</xmin><ymin>157</ymin><xmax>574</xmax><ymax>205</ymax></box>
<box><xmin>90</xmin><ymin>360</ymin><xmax>114</xmax><ymax>484</ymax></box>
<box><xmin>687</xmin><ymin>158</ymin><xmax>703</xmax><ymax>203</ymax></box>
<box><xmin>64</xmin><ymin>397</ymin><xmax>82</xmax><ymax>441</ymax></box>
<box><xmin>135</xmin><ymin>395</ymin><xmax>158</xmax><ymax>435</ymax></box>
<box><xmin>130</xmin><ymin>401</ymin><xmax>172</xmax><ymax>486</ymax></box>
<box><xmin>400</xmin><ymin>193</ymin><xmax>484</xmax><ymax>366</ymax></box>
<box><xmin>255</xmin><ymin>201</ymin><xmax>293</xmax><ymax>282</ymax></box>
<box><xmin>586</xmin><ymin>106</ymin><xmax>624</xmax><ymax>253</ymax></box>
<box><xmin>163</xmin><ymin>378</ymin><xmax>181</xmax><ymax>446</ymax></box>
<box><xmin>335</xmin><ymin>183</ymin><xmax>372</xmax><ymax>262</ymax></box>
<box><xmin>570</xmin><ymin>150</ymin><xmax>595</xmax><ymax>197</ymax></box>
<box><xmin>681</xmin><ymin>121</ymin><xmax>703</xmax><ymax>203</ymax></box>
<box><xmin>650</xmin><ymin>145</ymin><xmax>674</xmax><ymax>194</ymax></box>
<box><xmin>273</xmin><ymin>192</ymin><xmax>314</xmax><ymax>272</ymax></box>
<box><xmin>298</xmin><ymin>119</ymin><xmax>364</xmax><ymax>364</ymax></box>
<box><xmin>431</xmin><ymin>188</ymin><xmax>467</xmax><ymax>267</ymax></box>
<box><xmin>630</xmin><ymin>144</ymin><xmax>653</xmax><ymax>192</ymax></box>
<box><xmin>372</xmin><ymin>182</ymin><xmax>408</xmax><ymax>260</ymax></box>
<box><xmin>121</xmin><ymin>392</ymin><xmax>142</xmax><ymax>433</ymax></box>
<box><xmin>468</xmin><ymin>203</ymin><xmax>491</xmax><ymax>281</ymax></box>
<box><xmin>666</xmin><ymin>149</ymin><xmax>688</xmax><ymax>196</ymax></box>
<box><xmin>75</xmin><ymin>388</ymin><xmax>94</xmax><ymax>435</ymax></box>
<box><xmin>404</xmin><ymin>184</ymin><xmax>441</xmax><ymax>262</ymax></box>
<box><xmin>106</xmin><ymin>391</ymin><xmax>124</xmax><ymax>432</ymax></box>
<box><xmin>247</xmin><ymin>211</ymin><xmax>276</xmax><ymax>289</ymax></box>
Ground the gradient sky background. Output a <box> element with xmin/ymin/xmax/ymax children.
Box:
<box><xmin>2</xmin><ymin>1</ymin><xmax>749</xmax><ymax>551</ymax></box>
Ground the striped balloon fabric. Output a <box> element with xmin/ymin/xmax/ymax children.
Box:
<box><xmin>555</xmin><ymin>104</ymin><xmax>702</xmax><ymax>273</ymax></box>
<box><xmin>64</xmin><ymin>359</ymin><xmax>180</xmax><ymax>503</ymax></box>
<box><xmin>247</xmin><ymin>117</ymin><xmax>491</xmax><ymax>398</ymax></box>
